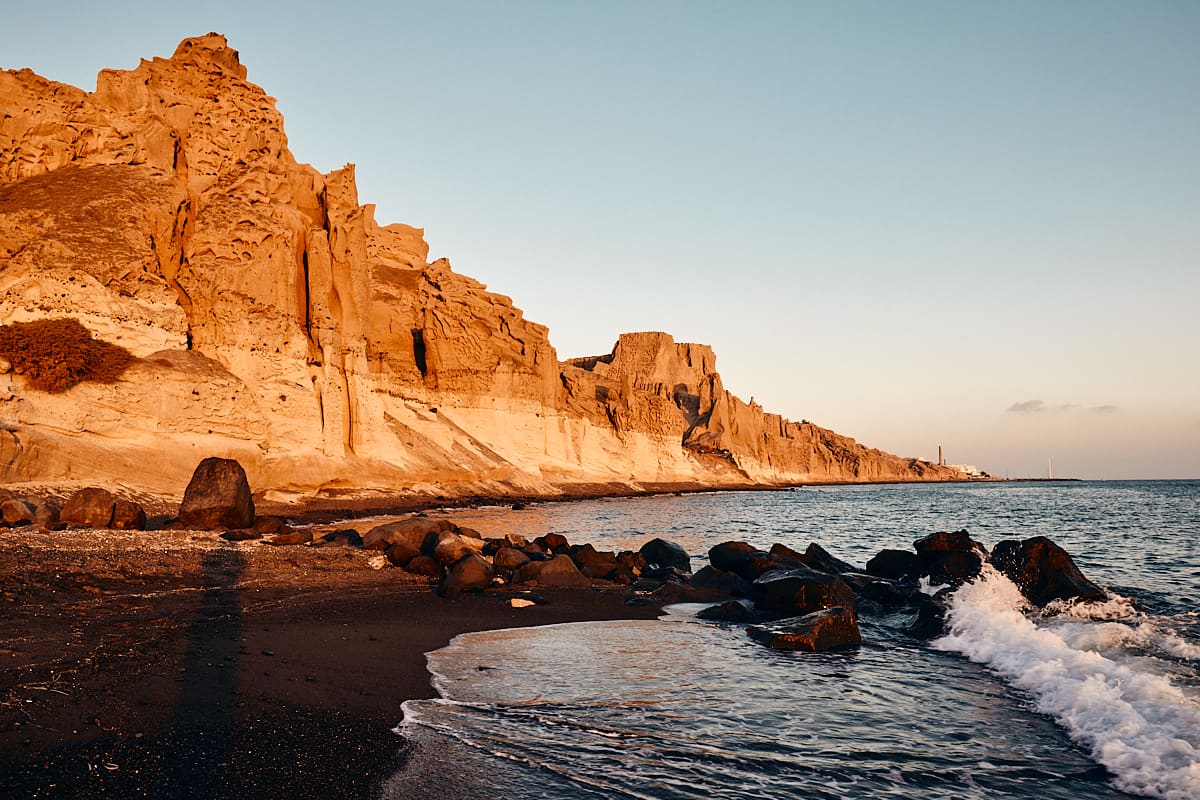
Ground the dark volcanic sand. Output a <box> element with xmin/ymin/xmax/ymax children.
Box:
<box><xmin>0</xmin><ymin>527</ymin><xmax>662</xmax><ymax>799</ymax></box>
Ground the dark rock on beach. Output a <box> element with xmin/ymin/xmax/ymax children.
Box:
<box><xmin>517</xmin><ymin>553</ymin><xmax>590</xmax><ymax>588</ymax></box>
<box><xmin>492</xmin><ymin>546</ymin><xmax>531</xmax><ymax>573</ymax></box>
<box><xmin>178</xmin><ymin>457</ymin><xmax>255</xmax><ymax>530</ymax></box>
<box><xmin>440</xmin><ymin>552</ymin><xmax>495</xmax><ymax>599</ymax></box>
<box><xmin>991</xmin><ymin>536</ymin><xmax>1107</xmax><ymax>606</ymax></box>
<box><xmin>362</xmin><ymin>517</ymin><xmax>452</xmax><ymax>551</ymax></box>
<box><xmin>60</xmin><ymin>487</ymin><xmax>117</xmax><ymax>528</ymax></box>
<box><xmin>111</xmin><ymin>499</ymin><xmax>147</xmax><ymax>530</ymax></box>
<box><xmin>1</xmin><ymin>498</ymin><xmax>34</xmax><ymax>526</ymax></box>
<box><xmin>747</xmin><ymin>606</ymin><xmax>861</xmax><ymax>652</ymax></box>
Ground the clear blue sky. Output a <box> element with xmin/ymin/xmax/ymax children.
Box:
<box><xmin>3</xmin><ymin>1</ymin><xmax>1198</xmax><ymax>478</ymax></box>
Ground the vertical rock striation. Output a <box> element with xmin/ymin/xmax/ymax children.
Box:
<box><xmin>0</xmin><ymin>34</ymin><xmax>965</xmax><ymax>497</ymax></box>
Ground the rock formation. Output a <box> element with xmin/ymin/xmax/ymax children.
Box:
<box><xmin>0</xmin><ymin>34</ymin><xmax>965</xmax><ymax>499</ymax></box>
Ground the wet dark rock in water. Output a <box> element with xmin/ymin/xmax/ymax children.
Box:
<box><xmin>709</xmin><ymin>541</ymin><xmax>776</xmax><ymax>581</ymax></box>
<box><xmin>440</xmin><ymin>553</ymin><xmax>495</xmax><ymax>600</ymax></box>
<box><xmin>865</xmin><ymin>548</ymin><xmax>919</xmax><ymax>580</ymax></box>
<box><xmin>363</xmin><ymin>517</ymin><xmax>452</xmax><ymax>552</ymax></box>
<box><xmin>913</xmin><ymin>529</ymin><xmax>985</xmax><ymax>557</ymax></box>
<box><xmin>912</xmin><ymin>529</ymin><xmax>988</xmax><ymax>586</ymax></box>
<box><xmin>841</xmin><ymin>573</ymin><xmax>908</xmax><ymax>607</ymax></box>
<box><xmin>178</xmin><ymin>457</ymin><xmax>255</xmax><ymax>530</ymax></box>
<box><xmin>698</xmin><ymin>599</ymin><xmax>753</xmax><ymax>623</ymax></box>
<box><xmin>767</xmin><ymin>542</ymin><xmax>808</xmax><ymax>569</ymax></box>
<box><xmin>905</xmin><ymin>595</ymin><xmax>948</xmax><ymax>639</ymax></box>
<box><xmin>747</xmin><ymin>606</ymin><xmax>861</xmax><ymax>651</ymax></box>
<box><xmin>801</xmin><ymin>542</ymin><xmax>859</xmax><ymax>575</ymax></box>
<box><xmin>642</xmin><ymin>564</ymin><xmax>691</xmax><ymax>583</ymax></box>
<box><xmin>924</xmin><ymin>549</ymin><xmax>986</xmax><ymax>587</ymax></box>
<box><xmin>991</xmin><ymin>536</ymin><xmax>1108</xmax><ymax>606</ymax></box>
<box><xmin>639</xmin><ymin>538</ymin><xmax>691</xmax><ymax>574</ymax></box>
<box><xmin>111</xmin><ymin>499</ymin><xmax>147</xmax><ymax>531</ymax></box>
<box><xmin>751</xmin><ymin>567</ymin><xmax>857</xmax><ymax>616</ymax></box>
<box><xmin>60</xmin><ymin>487</ymin><xmax>117</xmax><ymax>528</ymax></box>
<box><xmin>691</xmin><ymin>565</ymin><xmax>754</xmax><ymax>598</ymax></box>
<box><xmin>654</xmin><ymin>581</ymin><xmax>730</xmax><ymax>603</ymax></box>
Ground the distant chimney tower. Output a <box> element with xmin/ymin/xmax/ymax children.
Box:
<box><xmin>938</xmin><ymin>445</ymin><xmax>944</xmax><ymax>466</ymax></box>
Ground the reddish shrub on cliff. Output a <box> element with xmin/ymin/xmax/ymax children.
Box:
<box><xmin>0</xmin><ymin>318</ymin><xmax>135</xmax><ymax>392</ymax></box>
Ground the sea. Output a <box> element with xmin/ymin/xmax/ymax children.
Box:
<box><xmin>385</xmin><ymin>480</ymin><xmax>1200</xmax><ymax>800</ymax></box>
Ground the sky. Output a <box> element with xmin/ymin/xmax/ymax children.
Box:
<box><xmin>2</xmin><ymin>1</ymin><xmax>1198</xmax><ymax>479</ymax></box>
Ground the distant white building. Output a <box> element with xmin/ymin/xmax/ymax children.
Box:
<box><xmin>947</xmin><ymin>463</ymin><xmax>986</xmax><ymax>479</ymax></box>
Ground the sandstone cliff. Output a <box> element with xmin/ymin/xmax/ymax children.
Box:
<box><xmin>0</xmin><ymin>34</ymin><xmax>964</xmax><ymax>499</ymax></box>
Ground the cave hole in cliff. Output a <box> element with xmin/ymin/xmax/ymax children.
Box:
<box><xmin>411</xmin><ymin>329</ymin><xmax>427</xmax><ymax>377</ymax></box>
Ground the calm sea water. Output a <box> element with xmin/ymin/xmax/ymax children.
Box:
<box><xmin>389</xmin><ymin>481</ymin><xmax>1200</xmax><ymax>800</ymax></box>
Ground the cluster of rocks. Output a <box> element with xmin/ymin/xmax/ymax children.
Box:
<box><xmin>359</xmin><ymin>515</ymin><xmax>693</xmax><ymax>600</ymax></box>
<box><xmin>677</xmin><ymin>529</ymin><xmax>1108</xmax><ymax>652</ymax></box>
<box><xmin>0</xmin><ymin>457</ymin><xmax>262</xmax><ymax>537</ymax></box>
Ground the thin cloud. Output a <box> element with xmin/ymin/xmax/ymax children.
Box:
<box><xmin>1007</xmin><ymin>400</ymin><xmax>1109</xmax><ymax>415</ymax></box>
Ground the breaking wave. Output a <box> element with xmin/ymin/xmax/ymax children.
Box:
<box><xmin>933</xmin><ymin>567</ymin><xmax>1200</xmax><ymax>800</ymax></box>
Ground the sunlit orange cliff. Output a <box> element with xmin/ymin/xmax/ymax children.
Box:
<box><xmin>0</xmin><ymin>34</ymin><xmax>965</xmax><ymax>500</ymax></box>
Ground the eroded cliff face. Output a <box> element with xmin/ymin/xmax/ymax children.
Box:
<box><xmin>0</xmin><ymin>34</ymin><xmax>963</xmax><ymax>498</ymax></box>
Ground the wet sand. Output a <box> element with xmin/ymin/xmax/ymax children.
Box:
<box><xmin>0</xmin><ymin>527</ymin><xmax>662</xmax><ymax>799</ymax></box>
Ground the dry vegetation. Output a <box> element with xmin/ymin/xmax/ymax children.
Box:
<box><xmin>0</xmin><ymin>318</ymin><xmax>135</xmax><ymax>392</ymax></box>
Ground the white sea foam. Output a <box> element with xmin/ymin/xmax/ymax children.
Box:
<box><xmin>933</xmin><ymin>567</ymin><xmax>1200</xmax><ymax>800</ymax></box>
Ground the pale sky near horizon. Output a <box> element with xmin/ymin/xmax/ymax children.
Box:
<box><xmin>2</xmin><ymin>1</ymin><xmax>1197</xmax><ymax>479</ymax></box>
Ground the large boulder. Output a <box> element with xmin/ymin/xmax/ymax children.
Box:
<box><xmin>991</xmin><ymin>536</ymin><xmax>1107</xmax><ymax>606</ymax></box>
<box><xmin>709</xmin><ymin>541</ymin><xmax>775</xmax><ymax>581</ymax></box>
<box><xmin>363</xmin><ymin>517</ymin><xmax>455</xmax><ymax>551</ymax></box>
<box><xmin>747</xmin><ymin>607</ymin><xmax>861</xmax><ymax>652</ymax></box>
<box><xmin>178</xmin><ymin>458</ymin><xmax>254</xmax><ymax>530</ymax></box>
<box><xmin>440</xmin><ymin>553</ymin><xmax>495</xmax><ymax>599</ymax></box>
<box><xmin>751</xmin><ymin>567</ymin><xmax>857</xmax><ymax>616</ymax></box>
<box><xmin>639</xmin><ymin>538</ymin><xmax>691</xmax><ymax>574</ymax></box>
<box><xmin>60</xmin><ymin>487</ymin><xmax>117</xmax><ymax>528</ymax></box>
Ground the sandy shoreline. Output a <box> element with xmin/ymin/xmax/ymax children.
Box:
<box><xmin>0</xmin><ymin>527</ymin><xmax>663</xmax><ymax>799</ymax></box>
